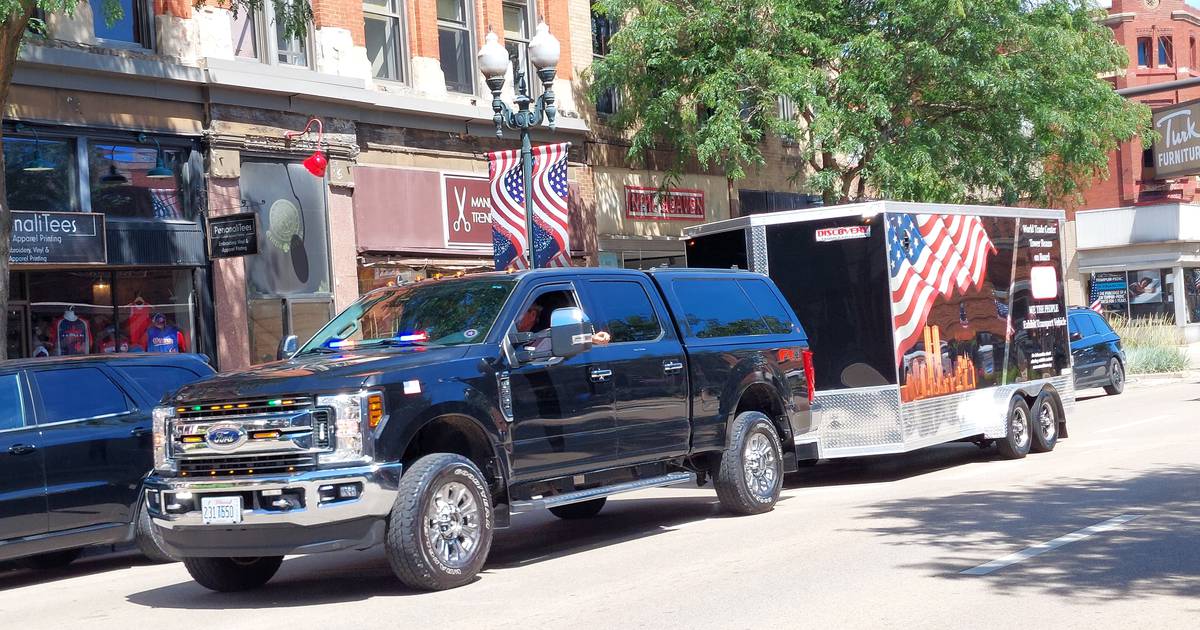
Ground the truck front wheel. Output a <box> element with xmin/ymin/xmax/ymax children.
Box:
<box><xmin>386</xmin><ymin>453</ymin><xmax>494</xmax><ymax>591</ymax></box>
<box><xmin>183</xmin><ymin>556</ymin><xmax>283</xmax><ymax>592</ymax></box>
<box><xmin>715</xmin><ymin>411</ymin><xmax>783</xmax><ymax>515</ymax></box>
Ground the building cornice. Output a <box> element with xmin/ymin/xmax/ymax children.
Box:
<box><xmin>1103</xmin><ymin>12</ymin><xmax>1137</xmax><ymax>26</ymax></box>
<box><xmin>1171</xmin><ymin>10</ymin><xmax>1200</xmax><ymax>27</ymax></box>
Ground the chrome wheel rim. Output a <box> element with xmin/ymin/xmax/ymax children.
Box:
<box><xmin>743</xmin><ymin>431</ymin><xmax>778</xmax><ymax>499</ymax></box>
<box><xmin>424</xmin><ymin>481</ymin><xmax>481</xmax><ymax>569</ymax></box>
<box><xmin>1038</xmin><ymin>401</ymin><xmax>1057</xmax><ymax>441</ymax></box>
<box><xmin>1012</xmin><ymin>407</ymin><xmax>1030</xmax><ymax>450</ymax></box>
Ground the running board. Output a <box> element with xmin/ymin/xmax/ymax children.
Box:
<box><xmin>511</xmin><ymin>472</ymin><xmax>696</xmax><ymax>514</ymax></box>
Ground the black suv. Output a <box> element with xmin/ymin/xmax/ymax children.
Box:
<box><xmin>1068</xmin><ymin>307</ymin><xmax>1126</xmax><ymax>395</ymax></box>
<box><xmin>1</xmin><ymin>353</ymin><xmax>214</xmax><ymax>569</ymax></box>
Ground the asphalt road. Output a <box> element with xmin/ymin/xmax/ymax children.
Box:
<box><xmin>2</xmin><ymin>379</ymin><xmax>1197</xmax><ymax>629</ymax></box>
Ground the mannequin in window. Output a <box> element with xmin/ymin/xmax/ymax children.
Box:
<box><xmin>55</xmin><ymin>306</ymin><xmax>91</xmax><ymax>355</ymax></box>
<box><xmin>146</xmin><ymin>313</ymin><xmax>186</xmax><ymax>353</ymax></box>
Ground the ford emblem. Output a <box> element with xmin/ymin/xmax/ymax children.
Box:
<box><xmin>205</xmin><ymin>424</ymin><xmax>247</xmax><ymax>451</ymax></box>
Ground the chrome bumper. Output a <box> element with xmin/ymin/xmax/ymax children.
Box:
<box><xmin>145</xmin><ymin>463</ymin><xmax>402</xmax><ymax>530</ymax></box>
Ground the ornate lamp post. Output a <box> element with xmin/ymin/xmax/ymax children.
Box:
<box><xmin>477</xmin><ymin>23</ymin><xmax>561</xmax><ymax>268</ymax></box>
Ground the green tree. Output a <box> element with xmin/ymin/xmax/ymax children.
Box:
<box><xmin>591</xmin><ymin>0</ymin><xmax>1151</xmax><ymax>206</ymax></box>
<box><xmin>0</xmin><ymin>0</ymin><xmax>310</xmax><ymax>358</ymax></box>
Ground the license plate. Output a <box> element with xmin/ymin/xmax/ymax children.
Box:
<box><xmin>201</xmin><ymin>496</ymin><xmax>243</xmax><ymax>525</ymax></box>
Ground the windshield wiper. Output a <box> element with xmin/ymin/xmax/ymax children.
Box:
<box><xmin>300</xmin><ymin>346</ymin><xmax>340</xmax><ymax>354</ymax></box>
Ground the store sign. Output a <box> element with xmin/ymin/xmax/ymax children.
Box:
<box><xmin>207</xmin><ymin>212</ymin><xmax>259</xmax><ymax>258</ymax></box>
<box><xmin>442</xmin><ymin>174</ymin><xmax>494</xmax><ymax>249</ymax></box>
<box><xmin>1090</xmin><ymin>271</ymin><xmax>1128</xmax><ymax>306</ymax></box>
<box><xmin>1152</xmin><ymin>100</ymin><xmax>1200</xmax><ymax>178</ymax></box>
<box><xmin>9</xmin><ymin>211</ymin><xmax>106</xmax><ymax>265</ymax></box>
<box><xmin>625</xmin><ymin>186</ymin><xmax>706</xmax><ymax>221</ymax></box>
<box><xmin>815</xmin><ymin>225</ymin><xmax>871</xmax><ymax>242</ymax></box>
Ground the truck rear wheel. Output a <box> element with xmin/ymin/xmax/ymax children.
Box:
<box><xmin>183</xmin><ymin>556</ymin><xmax>283</xmax><ymax>592</ymax></box>
<box><xmin>996</xmin><ymin>397</ymin><xmax>1033</xmax><ymax>460</ymax></box>
<box><xmin>715</xmin><ymin>411</ymin><xmax>783</xmax><ymax>515</ymax></box>
<box><xmin>386</xmin><ymin>453</ymin><xmax>494</xmax><ymax>591</ymax></box>
<box><xmin>1029</xmin><ymin>392</ymin><xmax>1060</xmax><ymax>453</ymax></box>
<box><xmin>548</xmin><ymin>497</ymin><xmax>607</xmax><ymax>519</ymax></box>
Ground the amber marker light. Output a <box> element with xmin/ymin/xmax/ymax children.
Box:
<box><xmin>368</xmin><ymin>393</ymin><xmax>385</xmax><ymax>428</ymax></box>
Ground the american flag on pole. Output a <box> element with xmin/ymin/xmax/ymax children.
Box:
<box><xmin>1089</xmin><ymin>299</ymin><xmax>1103</xmax><ymax>314</ymax></box>
<box><xmin>487</xmin><ymin>142</ymin><xmax>572</xmax><ymax>270</ymax></box>
<box><xmin>887</xmin><ymin>213</ymin><xmax>997</xmax><ymax>363</ymax></box>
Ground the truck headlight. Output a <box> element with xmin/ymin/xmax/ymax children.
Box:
<box><xmin>152</xmin><ymin>406</ymin><xmax>175</xmax><ymax>473</ymax></box>
<box><xmin>317</xmin><ymin>391</ymin><xmax>383</xmax><ymax>465</ymax></box>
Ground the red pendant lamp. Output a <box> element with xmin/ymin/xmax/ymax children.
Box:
<box><xmin>285</xmin><ymin>117</ymin><xmax>327</xmax><ymax>178</ymax></box>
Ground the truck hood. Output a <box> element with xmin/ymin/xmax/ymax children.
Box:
<box><xmin>172</xmin><ymin>346</ymin><xmax>472</xmax><ymax>403</ymax></box>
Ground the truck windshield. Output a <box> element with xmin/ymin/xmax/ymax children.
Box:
<box><xmin>298</xmin><ymin>278</ymin><xmax>517</xmax><ymax>353</ymax></box>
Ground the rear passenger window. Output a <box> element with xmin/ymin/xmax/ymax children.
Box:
<box><xmin>738</xmin><ymin>279</ymin><xmax>798</xmax><ymax>335</ymax></box>
<box><xmin>0</xmin><ymin>374</ymin><xmax>25</xmax><ymax>431</ymax></box>
<box><xmin>1071</xmin><ymin>314</ymin><xmax>1097</xmax><ymax>337</ymax></box>
<box><xmin>119</xmin><ymin>366</ymin><xmax>203</xmax><ymax>400</ymax></box>
<box><xmin>33</xmin><ymin>368</ymin><xmax>129</xmax><ymax>423</ymax></box>
<box><xmin>673</xmin><ymin>279</ymin><xmax>770</xmax><ymax>338</ymax></box>
<box><xmin>1090</xmin><ymin>313</ymin><xmax>1113</xmax><ymax>334</ymax></box>
<box><xmin>586</xmin><ymin>280</ymin><xmax>663</xmax><ymax>343</ymax></box>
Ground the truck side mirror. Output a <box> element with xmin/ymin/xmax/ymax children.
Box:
<box><xmin>277</xmin><ymin>335</ymin><xmax>299</xmax><ymax>360</ymax></box>
<box><xmin>550</xmin><ymin>307</ymin><xmax>594</xmax><ymax>359</ymax></box>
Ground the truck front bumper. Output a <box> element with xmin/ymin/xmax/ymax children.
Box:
<box><xmin>144</xmin><ymin>463</ymin><xmax>403</xmax><ymax>557</ymax></box>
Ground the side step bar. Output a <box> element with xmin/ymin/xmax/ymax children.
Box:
<box><xmin>511</xmin><ymin>471</ymin><xmax>696</xmax><ymax>514</ymax></box>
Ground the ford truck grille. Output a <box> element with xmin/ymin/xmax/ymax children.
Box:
<box><xmin>174</xmin><ymin>396</ymin><xmax>314</xmax><ymax>419</ymax></box>
<box><xmin>179</xmin><ymin>453</ymin><xmax>318</xmax><ymax>477</ymax></box>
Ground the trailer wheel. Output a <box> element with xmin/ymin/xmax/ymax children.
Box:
<box><xmin>1029</xmin><ymin>392</ymin><xmax>1060</xmax><ymax>453</ymax></box>
<box><xmin>386</xmin><ymin>453</ymin><xmax>494</xmax><ymax>591</ymax></box>
<box><xmin>715</xmin><ymin>411</ymin><xmax>783</xmax><ymax>515</ymax></box>
<box><xmin>996</xmin><ymin>397</ymin><xmax>1033</xmax><ymax>460</ymax></box>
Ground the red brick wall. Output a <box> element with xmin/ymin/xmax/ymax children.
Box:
<box><xmin>409</xmin><ymin>0</ymin><xmax>440</xmax><ymax>58</ymax></box>
<box><xmin>311</xmin><ymin>0</ymin><xmax>367</xmax><ymax>46</ymax></box>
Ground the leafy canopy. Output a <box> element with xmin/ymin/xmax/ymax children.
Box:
<box><xmin>591</xmin><ymin>0</ymin><xmax>1151</xmax><ymax>205</ymax></box>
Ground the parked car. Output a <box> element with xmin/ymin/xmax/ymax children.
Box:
<box><xmin>1068</xmin><ymin>307</ymin><xmax>1126</xmax><ymax>395</ymax></box>
<box><xmin>0</xmin><ymin>353</ymin><xmax>215</xmax><ymax>570</ymax></box>
<box><xmin>147</xmin><ymin>268</ymin><xmax>812</xmax><ymax>592</ymax></box>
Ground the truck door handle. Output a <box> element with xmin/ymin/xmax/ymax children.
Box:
<box><xmin>590</xmin><ymin>369</ymin><xmax>613</xmax><ymax>382</ymax></box>
<box><xmin>663</xmin><ymin>360</ymin><xmax>684</xmax><ymax>373</ymax></box>
<box><xmin>8</xmin><ymin>444</ymin><xmax>37</xmax><ymax>456</ymax></box>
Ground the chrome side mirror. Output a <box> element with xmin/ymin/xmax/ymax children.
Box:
<box><xmin>277</xmin><ymin>335</ymin><xmax>299</xmax><ymax>360</ymax></box>
<box><xmin>550</xmin><ymin>307</ymin><xmax>594</xmax><ymax>358</ymax></box>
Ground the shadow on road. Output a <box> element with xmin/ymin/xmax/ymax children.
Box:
<box><xmin>785</xmin><ymin>441</ymin><xmax>1004</xmax><ymax>489</ymax></box>
<box><xmin>858</xmin><ymin>464</ymin><xmax>1200</xmax><ymax>602</ymax></box>
<box><xmin>0</xmin><ymin>551</ymin><xmax>152</xmax><ymax>591</ymax></box>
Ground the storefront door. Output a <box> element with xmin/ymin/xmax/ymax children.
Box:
<box><xmin>248</xmin><ymin>298</ymin><xmax>334</xmax><ymax>364</ymax></box>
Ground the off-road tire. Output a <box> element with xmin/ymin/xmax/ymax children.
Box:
<box><xmin>1103</xmin><ymin>358</ymin><xmax>1125</xmax><ymax>396</ymax></box>
<box><xmin>715</xmin><ymin>411</ymin><xmax>783</xmax><ymax>515</ymax></box>
<box><xmin>996</xmin><ymin>397</ymin><xmax>1033</xmax><ymax>460</ymax></box>
<box><xmin>17</xmin><ymin>548</ymin><xmax>82</xmax><ymax>571</ymax></box>
<box><xmin>1029</xmin><ymin>391</ymin><xmax>1061</xmax><ymax>454</ymax></box>
<box><xmin>183</xmin><ymin>556</ymin><xmax>283</xmax><ymax>592</ymax></box>
<box><xmin>386</xmin><ymin>454</ymin><xmax>494</xmax><ymax>591</ymax></box>
<box><xmin>548</xmin><ymin>498</ymin><xmax>607</xmax><ymax>520</ymax></box>
<box><xmin>135</xmin><ymin>500</ymin><xmax>176</xmax><ymax>564</ymax></box>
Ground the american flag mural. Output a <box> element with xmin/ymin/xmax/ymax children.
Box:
<box><xmin>487</xmin><ymin>142</ymin><xmax>572</xmax><ymax>270</ymax></box>
<box><xmin>887</xmin><ymin>213</ymin><xmax>997</xmax><ymax>363</ymax></box>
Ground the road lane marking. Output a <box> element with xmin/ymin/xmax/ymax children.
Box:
<box><xmin>960</xmin><ymin>514</ymin><xmax>1144</xmax><ymax>576</ymax></box>
<box><xmin>1096</xmin><ymin>415</ymin><xmax>1170</xmax><ymax>434</ymax></box>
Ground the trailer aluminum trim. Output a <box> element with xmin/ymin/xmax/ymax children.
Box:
<box><xmin>683</xmin><ymin>201</ymin><xmax>1065</xmax><ymax>238</ymax></box>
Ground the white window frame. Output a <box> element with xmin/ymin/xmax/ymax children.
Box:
<box><xmin>231</xmin><ymin>0</ymin><xmax>314</xmax><ymax>69</ymax></box>
<box><xmin>363</xmin><ymin>0</ymin><xmax>410</xmax><ymax>83</ymax></box>
<box><xmin>437</xmin><ymin>0</ymin><xmax>477</xmax><ymax>94</ymax></box>
<box><xmin>591</xmin><ymin>8</ymin><xmax>620</xmax><ymax>117</ymax></box>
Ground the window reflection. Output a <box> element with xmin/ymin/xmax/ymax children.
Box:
<box><xmin>2</xmin><ymin>136</ymin><xmax>77</xmax><ymax>212</ymax></box>
<box><xmin>89</xmin><ymin>142</ymin><xmax>187</xmax><ymax>220</ymax></box>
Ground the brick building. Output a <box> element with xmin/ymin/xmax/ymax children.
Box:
<box><xmin>3</xmin><ymin>0</ymin><xmax>809</xmax><ymax>367</ymax></box>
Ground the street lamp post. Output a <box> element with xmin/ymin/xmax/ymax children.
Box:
<box><xmin>477</xmin><ymin>23</ymin><xmax>561</xmax><ymax>269</ymax></box>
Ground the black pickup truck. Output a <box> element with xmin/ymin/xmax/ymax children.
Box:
<box><xmin>146</xmin><ymin>268</ymin><xmax>812</xmax><ymax>591</ymax></box>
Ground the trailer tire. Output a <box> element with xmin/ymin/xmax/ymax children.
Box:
<box><xmin>1103</xmin><ymin>358</ymin><xmax>1125</xmax><ymax>396</ymax></box>
<box><xmin>183</xmin><ymin>556</ymin><xmax>283</xmax><ymax>592</ymax></box>
<box><xmin>548</xmin><ymin>498</ymin><xmax>606</xmax><ymax>520</ymax></box>
<box><xmin>996</xmin><ymin>397</ymin><xmax>1033</xmax><ymax>460</ymax></box>
<box><xmin>1029</xmin><ymin>392</ymin><xmax>1060</xmax><ymax>453</ymax></box>
<box><xmin>385</xmin><ymin>453</ymin><xmax>493</xmax><ymax>591</ymax></box>
<box><xmin>715</xmin><ymin>411</ymin><xmax>783</xmax><ymax>515</ymax></box>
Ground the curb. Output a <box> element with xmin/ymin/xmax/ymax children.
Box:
<box><xmin>1128</xmin><ymin>371</ymin><xmax>1200</xmax><ymax>381</ymax></box>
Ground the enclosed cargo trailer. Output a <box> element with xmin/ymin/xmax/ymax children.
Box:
<box><xmin>683</xmin><ymin>201</ymin><xmax>1073</xmax><ymax>460</ymax></box>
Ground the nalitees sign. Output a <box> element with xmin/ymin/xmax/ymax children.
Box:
<box><xmin>9</xmin><ymin>211</ymin><xmax>107</xmax><ymax>265</ymax></box>
<box><xmin>1152</xmin><ymin>100</ymin><xmax>1200</xmax><ymax>178</ymax></box>
<box><xmin>208</xmin><ymin>212</ymin><xmax>259</xmax><ymax>258</ymax></box>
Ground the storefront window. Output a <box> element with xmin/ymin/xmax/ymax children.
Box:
<box><xmin>22</xmin><ymin>269</ymin><xmax>195</xmax><ymax>357</ymax></box>
<box><xmin>1089</xmin><ymin>269</ymin><xmax>1176</xmax><ymax>322</ymax></box>
<box><xmin>88</xmin><ymin>141</ymin><xmax>188</xmax><ymax>220</ymax></box>
<box><xmin>2</xmin><ymin>136</ymin><xmax>78</xmax><ymax>212</ymax></box>
<box><xmin>1185</xmin><ymin>268</ymin><xmax>1200</xmax><ymax>324</ymax></box>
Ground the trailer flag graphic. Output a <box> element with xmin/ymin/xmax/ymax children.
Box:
<box><xmin>887</xmin><ymin>213</ymin><xmax>997</xmax><ymax>363</ymax></box>
<box><xmin>487</xmin><ymin>142</ymin><xmax>572</xmax><ymax>270</ymax></box>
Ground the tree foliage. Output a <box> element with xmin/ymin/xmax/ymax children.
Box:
<box><xmin>591</xmin><ymin>0</ymin><xmax>1152</xmax><ymax>205</ymax></box>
